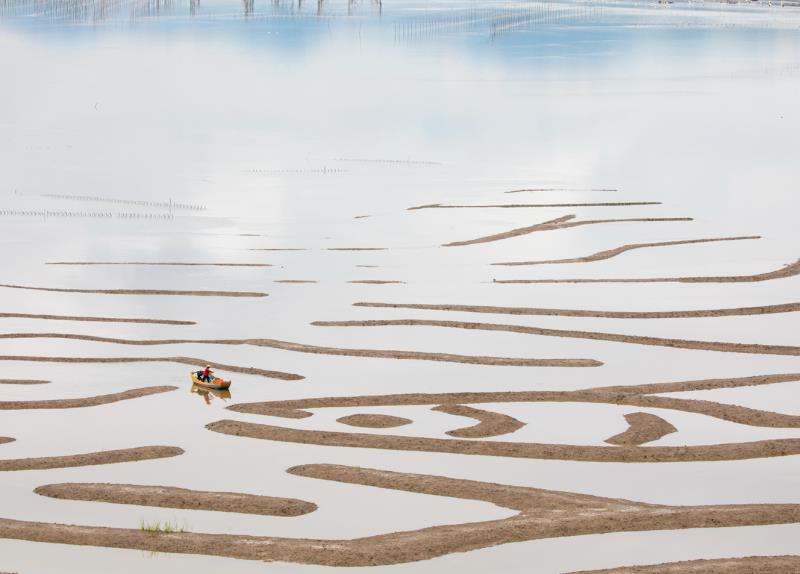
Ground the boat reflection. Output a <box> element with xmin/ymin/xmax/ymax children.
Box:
<box><xmin>191</xmin><ymin>383</ymin><xmax>231</xmax><ymax>405</ymax></box>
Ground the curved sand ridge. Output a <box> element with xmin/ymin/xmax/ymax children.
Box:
<box><xmin>0</xmin><ymin>335</ymin><xmax>601</xmax><ymax>368</ymax></box>
<box><xmin>408</xmin><ymin>201</ymin><xmax>660</xmax><ymax>210</ymax></box>
<box><xmin>45</xmin><ymin>262</ymin><xmax>272</xmax><ymax>267</ymax></box>
<box><xmin>1</xmin><ymin>463</ymin><xmax>799</xmax><ymax>565</ymax></box>
<box><xmin>0</xmin><ymin>446</ymin><xmax>183</xmax><ymax>471</ymax></box>
<box><xmin>337</xmin><ymin>414</ymin><xmax>412</xmax><ymax>428</ymax></box>
<box><xmin>432</xmin><ymin>404</ymin><xmax>525</xmax><ymax>438</ymax></box>
<box><xmin>228</xmin><ymin>373</ymin><xmax>800</xmax><ymax>430</ymax></box>
<box><xmin>0</xmin><ymin>356</ymin><xmax>302</xmax><ymax>381</ymax></box>
<box><xmin>0</xmin><ymin>284</ymin><xmax>268</xmax><ymax>297</ymax></box>
<box><xmin>0</xmin><ymin>312</ymin><xmax>194</xmax><ymax>325</ymax></box>
<box><xmin>0</xmin><ymin>386</ymin><xmax>176</xmax><ymax>410</ymax></box>
<box><xmin>570</xmin><ymin>556</ymin><xmax>800</xmax><ymax>573</ymax></box>
<box><xmin>496</xmin><ymin>258</ymin><xmax>800</xmax><ymax>284</ymax></box>
<box><xmin>443</xmin><ymin>215</ymin><xmax>692</xmax><ymax>247</ymax></box>
<box><xmin>35</xmin><ymin>484</ymin><xmax>317</xmax><ymax>517</ymax></box>
<box><xmin>492</xmin><ymin>236</ymin><xmax>760</xmax><ymax>266</ymax></box>
<box><xmin>505</xmin><ymin>188</ymin><xmax>617</xmax><ymax>193</ymax></box>
<box><xmin>353</xmin><ymin>301</ymin><xmax>800</xmax><ymax>319</ymax></box>
<box><xmin>0</xmin><ymin>379</ymin><xmax>49</xmax><ymax>385</ymax></box>
<box><xmin>605</xmin><ymin>413</ymin><xmax>677</xmax><ymax>446</ymax></box>
<box><xmin>311</xmin><ymin>319</ymin><xmax>800</xmax><ymax>357</ymax></box>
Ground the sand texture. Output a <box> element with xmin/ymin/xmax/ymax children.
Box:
<box><xmin>431</xmin><ymin>404</ymin><xmax>525</xmax><ymax>438</ymax></box>
<box><xmin>570</xmin><ymin>555</ymin><xmax>800</xmax><ymax>573</ymax></box>
<box><xmin>337</xmin><ymin>414</ymin><xmax>413</xmax><ymax>428</ymax></box>
<box><xmin>605</xmin><ymin>412</ymin><xmax>678</xmax><ymax>446</ymax></box>
<box><xmin>45</xmin><ymin>262</ymin><xmax>272</xmax><ymax>267</ymax></box>
<box><xmin>0</xmin><ymin>386</ymin><xmax>176</xmax><ymax>410</ymax></box>
<box><xmin>0</xmin><ymin>447</ymin><xmax>184</xmax><ymax>471</ymax></box>
<box><xmin>0</xmin><ymin>312</ymin><xmax>194</xmax><ymax>325</ymax></box>
<box><xmin>0</xmin><ymin>284</ymin><xmax>268</xmax><ymax>297</ymax></box>
<box><xmin>0</xmin><ymin>379</ymin><xmax>49</xmax><ymax>385</ymax></box>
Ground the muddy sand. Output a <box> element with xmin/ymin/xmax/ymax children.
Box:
<box><xmin>431</xmin><ymin>404</ymin><xmax>525</xmax><ymax>438</ymax></box>
<box><xmin>337</xmin><ymin>414</ymin><xmax>412</xmax><ymax>428</ymax></box>
<box><xmin>0</xmin><ymin>386</ymin><xmax>176</xmax><ymax>410</ymax></box>
<box><xmin>35</xmin><ymin>484</ymin><xmax>316</xmax><ymax>517</ymax></box>
<box><xmin>492</xmin><ymin>236</ymin><xmax>760</xmax><ymax>266</ymax></box>
<box><xmin>0</xmin><ymin>446</ymin><xmax>183</xmax><ymax>471</ymax></box>
<box><xmin>0</xmin><ymin>335</ymin><xmax>602</xmax><ymax>368</ymax></box>
<box><xmin>505</xmin><ymin>188</ymin><xmax>617</xmax><ymax>193</ymax></box>
<box><xmin>312</xmin><ymin>318</ymin><xmax>800</xmax><ymax>357</ymax></box>
<box><xmin>605</xmin><ymin>413</ymin><xmax>677</xmax><ymax>446</ymax></box>
<box><xmin>0</xmin><ymin>438</ymin><xmax>13</xmax><ymax>446</ymax></box>
<box><xmin>353</xmin><ymin>301</ymin><xmax>800</xmax><ymax>319</ymax></box>
<box><xmin>408</xmin><ymin>201</ymin><xmax>659</xmax><ymax>210</ymax></box>
<box><xmin>327</xmin><ymin>247</ymin><xmax>387</xmax><ymax>251</ymax></box>
<box><xmin>348</xmin><ymin>280</ymin><xmax>405</xmax><ymax>285</ymax></box>
<box><xmin>275</xmin><ymin>280</ymin><xmax>318</xmax><ymax>284</ymax></box>
<box><xmin>0</xmin><ymin>312</ymin><xmax>194</xmax><ymax>325</ymax></box>
<box><xmin>0</xmin><ymin>379</ymin><xmax>49</xmax><ymax>385</ymax></box>
<box><xmin>45</xmin><ymin>262</ymin><xmax>272</xmax><ymax>267</ymax></box>
<box><xmin>443</xmin><ymin>215</ymin><xmax>692</xmax><ymax>247</ymax></box>
<box><xmin>0</xmin><ymin>284</ymin><xmax>268</xmax><ymax>297</ymax></box>
<box><xmin>2</xmin><ymin>463</ymin><xmax>799</xmax><ymax>566</ymax></box>
<box><xmin>570</xmin><ymin>555</ymin><xmax>800</xmax><ymax>573</ymax></box>
<box><xmin>496</xmin><ymin>258</ymin><xmax>800</xmax><ymax>284</ymax></box>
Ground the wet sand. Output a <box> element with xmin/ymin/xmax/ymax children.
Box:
<box><xmin>442</xmin><ymin>215</ymin><xmax>692</xmax><ymax>247</ymax></box>
<box><xmin>348</xmin><ymin>280</ymin><xmax>405</xmax><ymax>285</ymax></box>
<box><xmin>496</xmin><ymin>258</ymin><xmax>800</xmax><ymax>284</ymax></box>
<box><xmin>352</xmin><ymin>301</ymin><xmax>800</xmax><ymax>319</ymax></box>
<box><xmin>0</xmin><ymin>447</ymin><xmax>184</xmax><ymax>472</ymax></box>
<box><xmin>0</xmin><ymin>284</ymin><xmax>269</xmax><ymax>297</ymax></box>
<box><xmin>0</xmin><ymin>386</ymin><xmax>176</xmax><ymax>410</ymax></box>
<box><xmin>311</xmin><ymin>318</ymin><xmax>800</xmax><ymax>357</ymax></box>
<box><xmin>45</xmin><ymin>262</ymin><xmax>272</xmax><ymax>267</ymax></box>
<box><xmin>408</xmin><ymin>201</ymin><xmax>659</xmax><ymax>210</ymax></box>
<box><xmin>1</xmin><ymin>463</ymin><xmax>796</xmax><ymax>566</ymax></box>
<box><xmin>492</xmin><ymin>236</ymin><xmax>760</xmax><ymax>266</ymax></box>
<box><xmin>605</xmin><ymin>413</ymin><xmax>677</xmax><ymax>446</ymax></box>
<box><xmin>570</xmin><ymin>555</ymin><xmax>800</xmax><ymax>573</ymax></box>
<box><xmin>0</xmin><ymin>312</ymin><xmax>193</xmax><ymax>325</ymax></box>
<box><xmin>337</xmin><ymin>414</ymin><xmax>412</xmax><ymax>428</ymax></box>
<box><xmin>0</xmin><ymin>379</ymin><xmax>49</xmax><ymax>385</ymax></box>
<box><xmin>35</xmin><ymin>484</ymin><xmax>317</xmax><ymax>517</ymax></box>
<box><xmin>431</xmin><ymin>404</ymin><xmax>525</xmax><ymax>438</ymax></box>
<box><xmin>0</xmin><ymin>335</ymin><xmax>601</xmax><ymax>368</ymax></box>
<box><xmin>0</xmin><ymin>438</ymin><xmax>13</xmax><ymax>446</ymax></box>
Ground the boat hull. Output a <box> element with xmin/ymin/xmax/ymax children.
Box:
<box><xmin>190</xmin><ymin>372</ymin><xmax>232</xmax><ymax>390</ymax></box>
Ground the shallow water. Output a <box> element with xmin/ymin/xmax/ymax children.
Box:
<box><xmin>2</xmin><ymin>0</ymin><xmax>800</xmax><ymax>572</ymax></box>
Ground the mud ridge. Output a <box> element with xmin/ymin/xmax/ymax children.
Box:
<box><xmin>0</xmin><ymin>334</ymin><xmax>600</xmax><ymax>368</ymax></box>
<box><xmin>0</xmin><ymin>446</ymin><xmax>184</xmax><ymax>471</ymax></box>
<box><xmin>352</xmin><ymin>301</ymin><xmax>800</xmax><ymax>319</ymax></box>
<box><xmin>605</xmin><ymin>413</ymin><xmax>677</xmax><ymax>446</ymax></box>
<box><xmin>249</xmin><ymin>248</ymin><xmax>307</xmax><ymax>251</ymax></box>
<box><xmin>327</xmin><ymin>248</ymin><xmax>387</xmax><ymax>251</ymax></box>
<box><xmin>45</xmin><ymin>262</ymin><xmax>272</xmax><ymax>267</ymax></box>
<box><xmin>0</xmin><ymin>312</ymin><xmax>194</xmax><ymax>325</ymax></box>
<box><xmin>496</xmin><ymin>258</ymin><xmax>800</xmax><ymax>284</ymax></box>
<box><xmin>1</xmin><ymin>463</ymin><xmax>798</xmax><ymax>565</ymax></box>
<box><xmin>409</xmin><ymin>201</ymin><xmax>659</xmax><ymax>210</ymax></box>
<box><xmin>0</xmin><ymin>356</ymin><xmax>303</xmax><ymax>381</ymax></box>
<box><xmin>443</xmin><ymin>215</ymin><xmax>692</xmax><ymax>247</ymax></box>
<box><xmin>0</xmin><ymin>386</ymin><xmax>176</xmax><ymax>410</ymax></box>
<box><xmin>275</xmin><ymin>280</ymin><xmax>318</xmax><ymax>284</ymax></box>
<box><xmin>337</xmin><ymin>414</ymin><xmax>412</xmax><ymax>428</ymax></box>
<box><xmin>0</xmin><ymin>379</ymin><xmax>49</xmax><ymax>385</ymax></box>
<box><xmin>0</xmin><ymin>438</ymin><xmax>13</xmax><ymax>446</ymax></box>
<box><xmin>505</xmin><ymin>188</ymin><xmax>617</xmax><ymax>193</ymax></box>
<box><xmin>348</xmin><ymin>280</ymin><xmax>405</xmax><ymax>285</ymax></box>
<box><xmin>35</xmin><ymin>484</ymin><xmax>316</xmax><ymax>517</ymax></box>
<box><xmin>311</xmin><ymin>319</ymin><xmax>800</xmax><ymax>357</ymax></box>
<box><xmin>432</xmin><ymin>404</ymin><xmax>525</xmax><ymax>438</ymax></box>
<box><xmin>0</xmin><ymin>284</ymin><xmax>268</xmax><ymax>297</ymax></box>
<box><xmin>492</xmin><ymin>236</ymin><xmax>760</xmax><ymax>266</ymax></box>
<box><xmin>570</xmin><ymin>555</ymin><xmax>800</xmax><ymax>573</ymax></box>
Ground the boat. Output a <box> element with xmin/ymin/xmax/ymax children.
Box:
<box><xmin>190</xmin><ymin>371</ymin><xmax>232</xmax><ymax>390</ymax></box>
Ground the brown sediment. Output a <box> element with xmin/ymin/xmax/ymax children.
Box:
<box><xmin>497</xmin><ymin>258</ymin><xmax>800</xmax><ymax>284</ymax></box>
<box><xmin>353</xmin><ymin>215</ymin><xmax>372</xmax><ymax>219</ymax></box>
<box><xmin>570</xmin><ymin>556</ymin><xmax>800</xmax><ymax>573</ymax></box>
<box><xmin>493</xmin><ymin>236</ymin><xmax>760</xmax><ymax>266</ymax></box>
<box><xmin>0</xmin><ymin>356</ymin><xmax>303</xmax><ymax>381</ymax></box>
<box><xmin>0</xmin><ymin>336</ymin><xmax>601</xmax><ymax>368</ymax></box>
<box><xmin>327</xmin><ymin>248</ymin><xmax>387</xmax><ymax>251</ymax></box>
<box><xmin>45</xmin><ymin>262</ymin><xmax>272</xmax><ymax>267</ymax></box>
<box><xmin>0</xmin><ymin>437</ymin><xmax>13</xmax><ymax>445</ymax></box>
<box><xmin>352</xmin><ymin>301</ymin><xmax>800</xmax><ymax>319</ymax></box>
<box><xmin>605</xmin><ymin>412</ymin><xmax>677</xmax><ymax>446</ymax></box>
<box><xmin>0</xmin><ymin>446</ymin><xmax>184</xmax><ymax>471</ymax></box>
<box><xmin>207</xmin><ymin>420</ymin><xmax>800</xmax><ymax>463</ymax></box>
<box><xmin>0</xmin><ymin>386</ymin><xmax>176</xmax><ymax>410</ymax></box>
<box><xmin>505</xmin><ymin>188</ymin><xmax>617</xmax><ymax>193</ymax></box>
<box><xmin>249</xmin><ymin>248</ymin><xmax>308</xmax><ymax>251</ymax></box>
<box><xmin>356</xmin><ymin>265</ymin><xmax>380</xmax><ymax>268</ymax></box>
<box><xmin>0</xmin><ymin>379</ymin><xmax>49</xmax><ymax>385</ymax></box>
<box><xmin>227</xmin><ymin>373</ymin><xmax>800</xmax><ymax>430</ymax></box>
<box><xmin>275</xmin><ymin>280</ymin><xmax>318</xmax><ymax>284</ymax></box>
<box><xmin>408</xmin><ymin>202</ymin><xmax>659</xmax><ymax>210</ymax></box>
<box><xmin>443</xmin><ymin>215</ymin><xmax>692</xmax><ymax>247</ymax></box>
<box><xmin>311</xmin><ymin>319</ymin><xmax>800</xmax><ymax>357</ymax></box>
<box><xmin>0</xmin><ymin>312</ymin><xmax>194</xmax><ymax>325</ymax></box>
<box><xmin>348</xmin><ymin>280</ymin><xmax>405</xmax><ymax>285</ymax></box>
<box><xmin>35</xmin><ymin>484</ymin><xmax>316</xmax><ymax>517</ymax></box>
<box><xmin>1</xmin><ymin>463</ymin><xmax>799</xmax><ymax>565</ymax></box>
<box><xmin>337</xmin><ymin>414</ymin><xmax>412</xmax><ymax>428</ymax></box>
<box><xmin>432</xmin><ymin>404</ymin><xmax>525</xmax><ymax>438</ymax></box>
<box><xmin>0</xmin><ymin>284</ymin><xmax>268</xmax><ymax>297</ymax></box>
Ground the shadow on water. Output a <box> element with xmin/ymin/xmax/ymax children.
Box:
<box><xmin>191</xmin><ymin>384</ymin><xmax>232</xmax><ymax>405</ymax></box>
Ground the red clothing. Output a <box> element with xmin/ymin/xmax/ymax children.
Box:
<box><xmin>202</xmin><ymin>367</ymin><xmax>211</xmax><ymax>379</ymax></box>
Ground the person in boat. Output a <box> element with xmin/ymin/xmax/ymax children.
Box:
<box><xmin>200</xmin><ymin>365</ymin><xmax>214</xmax><ymax>382</ymax></box>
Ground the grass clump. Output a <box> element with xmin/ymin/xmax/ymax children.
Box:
<box><xmin>139</xmin><ymin>518</ymin><xmax>187</xmax><ymax>535</ymax></box>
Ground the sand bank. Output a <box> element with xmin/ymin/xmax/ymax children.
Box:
<box><xmin>45</xmin><ymin>262</ymin><xmax>272</xmax><ymax>267</ymax></box>
<box><xmin>348</xmin><ymin>280</ymin><xmax>405</xmax><ymax>285</ymax></box>
<box><xmin>0</xmin><ymin>446</ymin><xmax>183</xmax><ymax>471</ymax></box>
<box><xmin>275</xmin><ymin>280</ymin><xmax>318</xmax><ymax>284</ymax></box>
<box><xmin>409</xmin><ymin>202</ymin><xmax>659</xmax><ymax>210</ymax></box>
<box><xmin>312</xmin><ymin>319</ymin><xmax>800</xmax><ymax>357</ymax></box>
<box><xmin>0</xmin><ymin>386</ymin><xmax>176</xmax><ymax>410</ymax></box>
<box><xmin>0</xmin><ymin>379</ymin><xmax>49</xmax><ymax>385</ymax></box>
<box><xmin>327</xmin><ymin>247</ymin><xmax>387</xmax><ymax>251</ymax></box>
<box><xmin>0</xmin><ymin>438</ymin><xmax>13</xmax><ymax>446</ymax></box>
<box><xmin>1</xmin><ymin>463</ymin><xmax>798</xmax><ymax>565</ymax></box>
<box><xmin>0</xmin><ymin>312</ymin><xmax>193</xmax><ymax>325</ymax></box>
<box><xmin>0</xmin><ymin>284</ymin><xmax>268</xmax><ymax>297</ymax></box>
<box><xmin>492</xmin><ymin>236</ymin><xmax>760</xmax><ymax>266</ymax></box>
<box><xmin>431</xmin><ymin>404</ymin><xmax>525</xmax><ymax>438</ymax></box>
<box><xmin>353</xmin><ymin>301</ymin><xmax>800</xmax><ymax>319</ymax></box>
<box><xmin>337</xmin><ymin>414</ymin><xmax>412</xmax><ymax>428</ymax></box>
<box><xmin>35</xmin><ymin>484</ymin><xmax>316</xmax><ymax>517</ymax></box>
<box><xmin>505</xmin><ymin>188</ymin><xmax>617</xmax><ymax>193</ymax></box>
<box><xmin>570</xmin><ymin>555</ymin><xmax>800</xmax><ymax>573</ymax></box>
<box><xmin>605</xmin><ymin>413</ymin><xmax>677</xmax><ymax>446</ymax></box>
<box><xmin>443</xmin><ymin>215</ymin><xmax>692</xmax><ymax>247</ymax></box>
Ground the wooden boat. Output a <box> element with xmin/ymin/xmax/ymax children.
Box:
<box><xmin>190</xmin><ymin>371</ymin><xmax>232</xmax><ymax>390</ymax></box>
